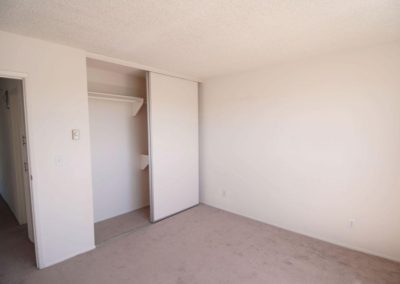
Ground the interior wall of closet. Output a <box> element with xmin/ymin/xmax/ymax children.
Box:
<box><xmin>86</xmin><ymin>59</ymin><xmax>149</xmax><ymax>226</ymax></box>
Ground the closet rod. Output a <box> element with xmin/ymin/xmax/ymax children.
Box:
<box><xmin>88</xmin><ymin>91</ymin><xmax>143</xmax><ymax>103</ymax></box>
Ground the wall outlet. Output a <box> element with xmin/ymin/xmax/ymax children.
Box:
<box><xmin>348</xmin><ymin>219</ymin><xmax>356</xmax><ymax>229</ymax></box>
<box><xmin>72</xmin><ymin>129</ymin><xmax>80</xmax><ymax>140</ymax></box>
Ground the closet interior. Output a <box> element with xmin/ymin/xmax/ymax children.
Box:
<box><xmin>86</xmin><ymin>58</ymin><xmax>150</xmax><ymax>244</ymax></box>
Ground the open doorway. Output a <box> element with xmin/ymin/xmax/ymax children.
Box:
<box><xmin>0</xmin><ymin>77</ymin><xmax>36</xmax><ymax>268</ymax></box>
<box><xmin>86</xmin><ymin>59</ymin><xmax>151</xmax><ymax>245</ymax></box>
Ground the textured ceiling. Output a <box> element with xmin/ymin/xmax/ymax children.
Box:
<box><xmin>0</xmin><ymin>0</ymin><xmax>399</xmax><ymax>80</ymax></box>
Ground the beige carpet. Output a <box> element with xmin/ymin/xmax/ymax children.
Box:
<box><xmin>0</xmin><ymin>196</ymin><xmax>36</xmax><ymax>283</ymax></box>
<box><xmin>95</xmin><ymin>206</ymin><xmax>150</xmax><ymax>245</ymax></box>
<box><xmin>1</xmin><ymin>202</ymin><xmax>400</xmax><ymax>284</ymax></box>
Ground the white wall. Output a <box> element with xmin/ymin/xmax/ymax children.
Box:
<box><xmin>0</xmin><ymin>78</ymin><xmax>26</xmax><ymax>224</ymax></box>
<box><xmin>200</xmin><ymin>42</ymin><xmax>400</xmax><ymax>262</ymax></box>
<box><xmin>87</xmin><ymin>64</ymin><xmax>146</xmax><ymax>97</ymax></box>
<box><xmin>87</xmin><ymin>65</ymin><xmax>149</xmax><ymax>222</ymax></box>
<box><xmin>0</xmin><ymin>31</ymin><xmax>95</xmax><ymax>268</ymax></box>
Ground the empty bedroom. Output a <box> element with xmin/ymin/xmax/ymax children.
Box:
<box><xmin>0</xmin><ymin>1</ymin><xmax>399</xmax><ymax>283</ymax></box>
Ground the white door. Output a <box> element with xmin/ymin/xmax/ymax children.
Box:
<box><xmin>15</xmin><ymin>82</ymin><xmax>34</xmax><ymax>242</ymax></box>
<box><xmin>7</xmin><ymin>80</ymin><xmax>34</xmax><ymax>242</ymax></box>
<box><xmin>147</xmin><ymin>72</ymin><xmax>199</xmax><ymax>222</ymax></box>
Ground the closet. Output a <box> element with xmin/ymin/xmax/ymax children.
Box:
<box><xmin>86</xmin><ymin>58</ymin><xmax>199</xmax><ymax>244</ymax></box>
<box><xmin>87</xmin><ymin>59</ymin><xmax>149</xmax><ymax>243</ymax></box>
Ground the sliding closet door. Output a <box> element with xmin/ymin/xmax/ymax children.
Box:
<box><xmin>147</xmin><ymin>72</ymin><xmax>199</xmax><ymax>222</ymax></box>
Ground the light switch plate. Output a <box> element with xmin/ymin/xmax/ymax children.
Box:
<box><xmin>55</xmin><ymin>156</ymin><xmax>63</xmax><ymax>167</ymax></box>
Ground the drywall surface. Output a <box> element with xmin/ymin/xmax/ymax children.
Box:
<box><xmin>0</xmin><ymin>31</ymin><xmax>95</xmax><ymax>268</ymax></box>
<box><xmin>87</xmin><ymin>63</ymin><xmax>146</xmax><ymax>97</ymax></box>
<box><xmin>0</xmin><ymin>78</ymin><xmax>26</xmax><ymax>224</ymax></box>
<box><xmin>200</xmin><ymin>42</ymin><xmax>400</xmax><ymax>261</ymax></box>
<box><xmin>87</xmin><ymin>65</ymin><xmax>149</xmax><ymax>222</ymax></box>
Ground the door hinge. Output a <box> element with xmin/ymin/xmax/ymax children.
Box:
<box><xmin>22</xmin><ymin>135</ymin><xmax>27</xmax><ymax>146</ymax></box>
<box><xmin>24</xmin><ymin>162</ymin><xmax>29</xmax><ymax>172</ymax></box>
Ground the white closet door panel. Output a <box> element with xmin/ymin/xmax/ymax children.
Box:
<box><xmin>147</xmin><ymin>72</ymin><xmax>199</xmax><ymax>222</ymax></box>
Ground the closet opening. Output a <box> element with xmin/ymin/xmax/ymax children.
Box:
<box><xmin>86</xmin><ymin>59</ymin><xmax>150</xmax><ymax>245</ymax></box>
<box><xmin>0</xmin><ymin>76</ymin><xmax>36</xmax><ymax>268</ymax></box>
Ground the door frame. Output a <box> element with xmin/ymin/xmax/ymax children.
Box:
<box><xmin>0</xmin><ymin>70</ymin><xmax>39</xmax><ymax>268</ymax></box>
<box><xmin>145</xmin><ymin>72</ymin><xmax>155</xmax><ymax>222</ymax></box>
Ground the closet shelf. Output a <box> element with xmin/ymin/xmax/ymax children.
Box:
<box><xmin>88</xmin><ymin>91</ymin><xmax>144</xmax><ymax>116</ymax></box>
